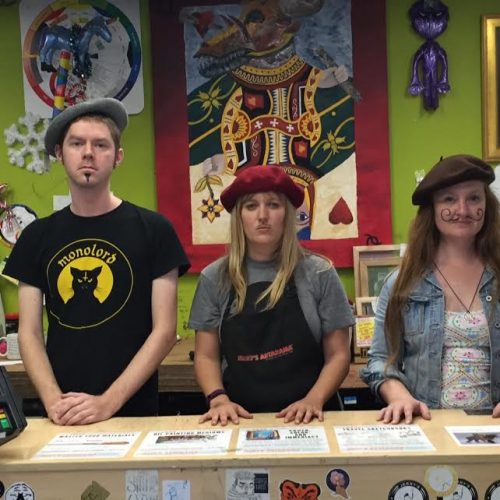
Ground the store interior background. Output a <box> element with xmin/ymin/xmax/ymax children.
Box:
<box><xmin>0</xmin><ymin>0</ymin><xmax>497</xmax><ymax>413</ymax></box>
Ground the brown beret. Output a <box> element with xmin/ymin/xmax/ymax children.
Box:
<box><xmin>412</xmin><ymin>154</ymin><xmax>495</xmax><ymax>206</ymax></box>
<box><xmin>220</xmin><ymin>165</ymin><xmax>304</xmax><ymax>212</ymax></box>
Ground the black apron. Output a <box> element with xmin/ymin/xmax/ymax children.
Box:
<box><xmin>221</xmin><ymin>279</ymin><xmax>337</xmax><ymax>413</ymax></box>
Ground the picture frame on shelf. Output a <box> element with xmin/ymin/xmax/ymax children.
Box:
<box><xmin>355</xmin><ymin>296</ymin><xmax>378</xmax><ymax>317</ymax></box>
<box><xmin>360</xmin><ymin>256</ymin><xmax>400</xmax><ymax>297</ymax></box>
<box><xmin>481</xmin><ymin>15</ymin><xmax>500</xmax><ymax>161</ymax></box>
<box><xmin>353</xmin><ymin>245</ymin><xmax>402</xmax><ymax>297</ymax></box>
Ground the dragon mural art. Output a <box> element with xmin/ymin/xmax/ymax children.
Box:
<box><xmin>183</xmin><ymin>0</ymin><xmax>359</xmax><ymax>244</ymax></box>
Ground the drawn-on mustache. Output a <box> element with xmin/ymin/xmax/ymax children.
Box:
<box><xmin>440</xmin><ymin>208</ymin><xmax>484</xmax><ymax>222</ymax></box>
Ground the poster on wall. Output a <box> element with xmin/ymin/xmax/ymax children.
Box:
<box><xmin>19</xmin><ymin>0</ymin><xmax>144</xmax><ymax>116</ymax></box>
<box><xmin>151</xmin><ymin>0</ymin><xmax>392</xmax><ymax>271</ymax></box>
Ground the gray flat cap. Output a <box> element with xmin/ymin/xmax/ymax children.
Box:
<box><xmin>44</xmin><ymin>97</ymin><xmax>128</xmax><ymax>156</ymax></box>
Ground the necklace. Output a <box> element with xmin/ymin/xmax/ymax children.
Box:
<box><xmin>434</xmin><ymin>263</ymin><xmax>485</xmax><ymax>322</ymax></box>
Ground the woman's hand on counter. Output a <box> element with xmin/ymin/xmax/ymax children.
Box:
<box><xmin>493</xmin><ymin>402</ymin><xmax>500</xmax><ymax>418</ymax></box>
<box><xmin>377</xmin><ymin>378</ymin><xmax>431</xmax><ymax>424</ymax></box>
<box><xmin>199</xmin><ymin>396</ymin><xmax>253</xmax><ymax>426</ymax></box>
<box><xmin>276</xmin><ymin>397</ymin><xmax>324</xmax><ymax>424</ymax></box>
<box><xmin>377</xmin><ymin>397</ymin><xmax>431</xmax><ymax>424</ymax></box>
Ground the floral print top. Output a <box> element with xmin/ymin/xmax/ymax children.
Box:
<box><xmin>440</xmin><ymin>310</ymin><xmax>492</xmax><ymax>409</ymax></box>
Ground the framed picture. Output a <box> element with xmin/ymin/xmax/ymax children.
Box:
<box><xmin>355</xmin><ymin>296</ymin><xmax>377</xmax><ymax>316</ymax></box>
<box><xmin>482</xmin><ymin>15</ymin><xmax>500</xmax><ymax>161</ymax></box>
<box><xmin>353</xmin><ymin>245</ymin><xmax>402</xmax><ymax>297</ymax></box>
<box><xmin>359</xmin><ymin>256</ymin><xmax>400</xmax><ymax>297</ymax></box>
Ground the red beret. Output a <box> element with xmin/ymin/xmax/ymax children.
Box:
<box><xmin>220</xmin><ymin>165</ymin><xmax>305</xmax><ymax>212</ymax></box>
<box><xmin>412</xmin><ymin>154</ymin><xmax>495</xmax><ymax>206</ymax></box>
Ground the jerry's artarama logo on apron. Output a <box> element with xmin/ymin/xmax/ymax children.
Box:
<box><xmin>47</xmin><ymin>239</ymin><xmax>133</xmax><ymax>329</ymax></box>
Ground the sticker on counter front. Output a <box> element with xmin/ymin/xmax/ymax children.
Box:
<box><xmin>441</xmin><ymin>478</ymin><xmax>478</xmax><ymax>500</ymax></box>
<box><xmin>388</xmin><ymin>480</ymin><xmax>429</xmax><ymax>500</ymax></box>
<box><xmin>334</xmin><ymin>425</ymin><xmax>435</xmax><ymax>452</ymax></box>
<box><xmin>81</xmin><ymin>480</ymin><xmax>110</xmax><ymax>500</ymax></box>
<box><xmin>325</xmin><ymin>468</ymin><xmax>351</xmax><ymax>498</ymax></box>
<box><xmin>126</xmin><ymin>470</ymin><xmax>159</xmax><ymax>499</ymax></box>
<box><xmin>236</xmin><ymin>427</ymin><xmax>329</xmax><ymax>454</ymax></box>
<box><xmin>226</xmin><ymin>469</ymin><xmax>269</xmax><ymax>500</ymax></box>
<box><xmin>5</xmin><ymin>482</ymin><xmax>35</xmax><ymax>500</ymax></box>
<box><xmin>163</xmin><ymin>480</ymin><xmax>191</xmax><ymax>500</ymax></box>
<box><xmin>279</xmin><ymin>479</ymin><xmax>320</xmax><ymax>500</ymax></box>
<box><xmin>32</xmin><ymin>432</ymin><xmax>140</xmax><ymax>459</ymax></box>
<box><xmin>485</xmin><ymin>480</ymin><xmax>500</xmax><ymax>500</ymax></box>
<box><xmin>134</xmin><ymin>429</ymin><xmax>232</xmax><ymax>456</ymax></box>
<box><xmin>424</xmin><ymin>465</ymin><xmax>457</xmax><ymax>497</ymax></box>
<box><xmin>445</xmin><ymin>425</ymin><xmax>500</xmax><ymax>446</ymax></box>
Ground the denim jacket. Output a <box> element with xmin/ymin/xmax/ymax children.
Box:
<box><xmin>360</xmin><ymin>267</ymin><xmax>500</xmax><ymax>408</ymax></box>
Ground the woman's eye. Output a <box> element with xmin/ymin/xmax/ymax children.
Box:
<box><xmin>296</xmin><ymin>211</ymin><xmax>310</xmax><ymax>224</ymax></box>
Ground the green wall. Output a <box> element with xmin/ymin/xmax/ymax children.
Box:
<box><xmin>387</xmin><ymin>0</ymin><xmax>494</xmax><ymax>243</ymax></box>
<box><xmin>0</xmin><ymin>0</ymin><xmax>497</xmax><ymax>331</ymax></box>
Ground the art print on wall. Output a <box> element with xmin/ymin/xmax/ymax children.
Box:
<box><xmin>19</xmin><ymin>0</ymin><xmax>144</xmax><ymax>116</ymax></box>
<box><xmin>482</xmin><ymin>15</ymin><xmax>500</xmax><ymax>161</ymax></box>
<box><xmin>184</xmin><ymin>0</ymin><xmax>357</xmax><ymax>246</ymax></box>
<box><xmin>151</xmin><ymin>0</ymin><xmax>392</xmax><ymax>271</ymax></box>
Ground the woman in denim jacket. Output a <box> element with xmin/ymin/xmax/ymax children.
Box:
<box><xmin>361</xmin><ymin>154</ymin><xmax>500</xmax><ymax>423</ymax></box>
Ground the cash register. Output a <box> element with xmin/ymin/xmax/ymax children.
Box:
<box><xmin>0</xmin><ymin>366</ymin><xmax>26</xmax><ymax>446</ymax></box>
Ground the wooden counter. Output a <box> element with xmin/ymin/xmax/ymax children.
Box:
<box><xmin>5</xmin><ymin>337</ymin><xmax>367</xmax><ymax>399</ymax></box>
<box><xmin>0</xmin><ymin>410</ymin><xmax>499</xmax><ymax>498</ymax></box>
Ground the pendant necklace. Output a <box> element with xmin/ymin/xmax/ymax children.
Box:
<box><xmin>434</xmin><ymin>263</ymin><xmax>485</xmax><ymax>322</ymax></box>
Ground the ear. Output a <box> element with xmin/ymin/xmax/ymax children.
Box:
<box><xmin>54</xmin><ymin>144</ymin><xmax>63</xmax><ymax>162</ymax></box>
<box><xmin>114</xmin><ymin>147</ymin><xmax>124</xmax><ymax>168</ymax></box>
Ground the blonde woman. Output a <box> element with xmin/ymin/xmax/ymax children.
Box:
<box><xmin>189</xmin><ymin>165</ymin><xmax>353</xmax><ymax>426</ymax></box>
<box><xmin>361</xmin><ymin>155</ymin><xmax>500</xmax><ymax>424</ymax></box>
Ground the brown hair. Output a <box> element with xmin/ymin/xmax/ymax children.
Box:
<box><xmin>385</xmin><ymin>185</ymin><xmax>500</xmax><ymax>366</ymax></box>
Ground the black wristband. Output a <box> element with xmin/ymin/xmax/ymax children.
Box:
<box><xmin>206</xmin><ymin>388</ymin><xmax>227</xmax><ymax>405</ymax></box>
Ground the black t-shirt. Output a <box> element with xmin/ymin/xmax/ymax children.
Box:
<box><xmin>4</xmin><ymin>201</ymin><xmax>190</xmax><ymax>416</ymax></box>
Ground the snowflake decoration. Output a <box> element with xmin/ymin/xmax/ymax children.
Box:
<box><xmin>4</xmin><ymin>113</ymin><xmax>52</xmax><ymax>174</ymax></box>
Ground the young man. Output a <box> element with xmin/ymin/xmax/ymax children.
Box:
<box><xmin>4</xmin><ymin>98</ymin><xmax>190</xmax><ymax>425</ymax></box>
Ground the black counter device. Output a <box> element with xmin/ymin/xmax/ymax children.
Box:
<box><xmin>0</xmin><ymin>366</ymin><xmax>26</xmax><ymax>446</ymax></box>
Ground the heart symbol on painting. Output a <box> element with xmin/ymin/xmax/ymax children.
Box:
<box><xmin>329</xmin><ymin>197</ymin><xmax>353</xmax><ymax>225</ymax></box>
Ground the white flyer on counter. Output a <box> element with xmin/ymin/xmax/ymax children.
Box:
<box><xmin>134</xmin><ymin>429</ymin><xmax>232</xmax><ymax>456</ymax></box>
<box><xmin>334</xmin><ymin>425</ymin><xmax>435</xmax><ymax>452</ymax></box>
<box><xmin>33</xmin><ymin>432</ymin><xmax>140</xmax><ymax>459</ymax></box>
<box><xmin>236</xmin><ymin>427</ymin><xmax>329</xmax><ymax>454</ymax></box>
<box><xmin>446</xmin><ymin>425</ymin><xmax>500</xmax><ymax>446</ymax></box>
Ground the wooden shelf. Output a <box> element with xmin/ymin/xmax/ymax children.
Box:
<box><xmin>5</xmin><ymin>337</ymin><xmax>367</xmax><ymax>399</ymax></box>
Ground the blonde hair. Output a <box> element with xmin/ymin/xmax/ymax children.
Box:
<box><xmin>220</xmin><ymin>193</ymin><xmax>305</xmax><ymax>313</ymax></box>
<box><xmin>385</xmin><ymin>185</ymin><xmax>500</xmax><ymax>366</ymax></box>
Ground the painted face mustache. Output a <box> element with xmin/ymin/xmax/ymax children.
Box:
<box><xmin>440</xmin><ymin>208</ymin><xmax>484</xmax><ymax>222</ymax></box>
